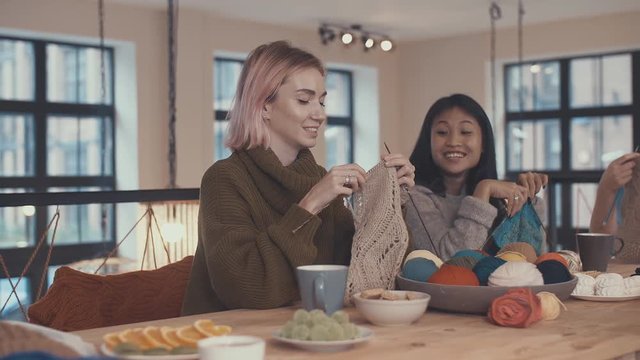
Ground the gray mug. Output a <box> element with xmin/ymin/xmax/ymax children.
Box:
<box><xmin>576</xmin><ymin>233</ymin><xmax>624</xmax><ymax>272</ymax></box>
<box><xmin>296</xmin><ymin>265</ymin><xmax>348</xmax><ymax>314</ymax></box>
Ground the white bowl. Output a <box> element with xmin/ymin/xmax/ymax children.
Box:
<box><xmin>352</xmin><ymin>290</ymin><xmax>430</xmax><ymax>326</ymax></box>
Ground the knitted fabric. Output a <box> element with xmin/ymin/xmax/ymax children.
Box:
<box><xmin>490</xmin><ymin>201</ymin><xmax>544</xmax><ymax>256</ymax></box>
<box><xmin>618</xmin><ymin>158</ymin><xmax>640</xmax><ymax>262</ymax></box>
<box><xmin>345</xmin><ymin>162</ymin><xmax>409</xmax><ymax>302</ymax></box>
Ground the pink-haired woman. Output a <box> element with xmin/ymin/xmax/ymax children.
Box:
<box><xmin>182</xmin><ymin>41</ymin><xmax>414</xmax><ymax>314</ymax></box>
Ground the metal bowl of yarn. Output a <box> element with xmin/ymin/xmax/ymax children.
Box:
<box><xmin>396</xmin><ymin>275</ymin><xmax>577</xmax><ymax>314</ymax></box>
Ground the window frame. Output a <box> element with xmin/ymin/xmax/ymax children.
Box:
<box><xmin>0</xmin><ymin>35</ymin><xmax>116</xmax><ymax>312</ymax></box>
<box><xmin>503</xmin><ymin>50</ymin><xmax>640</xmax><ymax>250</ymax></box>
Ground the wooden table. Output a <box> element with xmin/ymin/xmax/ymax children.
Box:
<box><xmin>75</xmin><ymin>264</ymin><xmax>640</xmax><ymax>360</ymax></box>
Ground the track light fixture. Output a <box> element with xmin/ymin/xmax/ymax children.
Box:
<box><xmin>318</xmin><ymin>23</ymin><xmax>394</xmax><ymax>53</ymax></box>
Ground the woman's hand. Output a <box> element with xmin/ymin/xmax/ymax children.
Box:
<box><xmin>382</xmin><ymin>153</ymin><xmax>415</xmax><ymax>188</ymax></box>
<box><xmin>516</xmin><ymin>172</ymin><xmax>549</xmax><ymax>200</ymax></box>
<box><xmin>298</xmin><ymin>164</ymin><xmax>367</xmax><ymax>215</ymax></box>
<box><xmin>474</xmin><ymin>179</ymin><xmax>529</xmax><ymax>217</ymax></box>
<box><xmin>599</xmin><ymin>152</ymin><xmax>640</xmax><ymax>195</ymax></box>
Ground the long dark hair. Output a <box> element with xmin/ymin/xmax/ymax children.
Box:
<box><xmin>409</xmin><ymin>93</ymin><xmax>498</xmax><ymax>196</ymax></box>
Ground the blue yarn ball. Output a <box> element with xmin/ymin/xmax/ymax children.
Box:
<box><xmin>536</xmin><ymin>260</ymin><xmax>573</xmax><ymax>284</ymax></box>
<box><xmin>402</xmin><ymin>258</ymin><xmax>438</xmax><ymax>282</ymax></box>
<box><xmin>472</xmin><ymin>256</ymin><xmax>507</xmax><ymax>286</ymax></box>
<box><xmin>452</xmin><ymin>249</ymin><xmax>487</xmax><ymax>262</ymax></box>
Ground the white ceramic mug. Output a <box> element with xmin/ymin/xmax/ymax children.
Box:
<box><xmin>198</xmin><ymin>335</ymin><xmax>265</xmax><ymax>360</ymax></box>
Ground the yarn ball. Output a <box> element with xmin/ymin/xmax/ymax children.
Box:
<box><xmin>496</xmin><ymin>251</ymin><xmax>528</xmax><ymax>262</ymax></box>
<box><xmin>428</xmin><ymin>264</ymin><xmax>480</xmax><ymax>286</ymax></box>
<box><xmin>404</xmin><ymin>250</ymin><xmax>443</xmax><ymax>268</ymax></box>
<box><xmin>536</xmin><ymin>260</ymin><xmax>573</xmax><ymax>284</ymax></box>
<box><xmin>488</xmin><ymin>262</ymin><xmax>544</xmax><ymax>287</ymax></box>
<box><xmin>452</xmin><ymin>249</ymin><xmax>487</xmax><ymax>262</ymax></box>
<box><xmin>535</xmin><ymin>253</ymin><xmax>569</xmax><ymax>268</ymax></box>
<box><xmin>498</xmin><ymin>242</ymin><xmax>537</xmax><ymax>263</ymax></box>
<box><xmin>536</xmin><ymin>291</ymin><xmax>567</xmax><ymax>320</ymax></box>
<box><xmin>445</xmin><ymin>256</ymin><xmax>479</xmax><ymax>270</ymax></box>
<box><xmin>557</xmin><ymin>250</ymin><xmax>582</xmax><ymax>273</ymax></box>
<box><xmin>473</xmin><ymin>256</ymin><xmax>507</xmax><ymax>286</ymax></box>
<box><xmin>487</xmin><ymin>288</ymin><xmax>543</xmax><ymax>328</ymax></box>
<box><xmin>402</xmin><ymin>257</ymin><xmax>438</xmax><ymax>282</ymax></box>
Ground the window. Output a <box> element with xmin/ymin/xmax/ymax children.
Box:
<box><xmin>504</xmin><ymin>51</ymin><xmax>639</xmax><ymax>250</ymax></box>
<box><xmin>213</xmin><ymin>58</ymin><xmax>354</xmax><ymax>167</ymax></box>
<box><xmin>213</xmin><ymin>58</ymin><xmax>243</xmax><ymax>161</ymax></box>
<box><xmin>0</xmin><ymin>36</ymin><xmax>115</xmax><ymax>317</ymax></box>
<box><xmin>324</xmin><ymin>70</ymin><xmax>354</xmax><ymax>169</ymax></box>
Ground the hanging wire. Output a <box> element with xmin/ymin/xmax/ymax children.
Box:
<box><xmin>489</xmin><ymin>2</ymin><xmax>502</xmax><ymax>124</ymax></box>
<box><xmin>518</xmin><ymin>0</ymin><xmax>525</xmax><ymax>112</ymax></box>
<box><xmin>97</xmin><ymin>0</ymin><xmax>110</xmax><ymax>249</ymax></box>
<box><xmin>167</xmin><ymin>0</ymin><xmax>179</xmax><ymax>189</ymax></box>
<box><xmin>0</xmin><ymin>209</ymin><xmax>61</xmax><ymax>318</ymax></box>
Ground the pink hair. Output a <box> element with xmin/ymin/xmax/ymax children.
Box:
<box><xmin>224</xmin><ymin>41</ymin><xmax>325</xmax><ymax>151</ymax></box>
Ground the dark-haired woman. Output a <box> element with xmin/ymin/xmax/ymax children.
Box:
<box><xmin>405</xmin><ymin>94</ymin><xmax>547</xmax><ymax>260</ymax></box>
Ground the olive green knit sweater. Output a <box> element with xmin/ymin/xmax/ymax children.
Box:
<box><xmin>181</xmin><ymin>147</ymin><xmax>354</xmax><ymax>315</ymax></box>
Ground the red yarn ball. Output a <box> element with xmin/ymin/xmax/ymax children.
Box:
<box><xmin>428</xmin><ymin>264</ymin><xmax>480</xmax><ymax>286</ymax></box>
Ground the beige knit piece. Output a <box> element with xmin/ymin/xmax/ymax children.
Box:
<box><xmin>345</xmin><ymin>162</ymin><xmax>409</xmax><ymax>303</ymax></box>
<box><xmin>618</xmin><ymin>158</ymin><xmax>640</xmax><ymax>262</ymax></box>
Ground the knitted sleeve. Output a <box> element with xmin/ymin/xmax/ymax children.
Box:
<box><xmin>405</xmin><ymin>187</ymin><xmax>497</xmax><ymax>260</ymax></box>
<box><xmin>198</xmin><ymin>164</ymin><xmax>322</xmax><ymax>309</ymax></box>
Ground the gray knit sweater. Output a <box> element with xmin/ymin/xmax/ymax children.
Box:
<box><xmin>405</xmin><ymin>185</ymin><xmax>546</xmax><ymax>261</ymax></box>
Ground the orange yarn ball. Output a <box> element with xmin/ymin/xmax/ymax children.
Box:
<box><xmin>535</xmin><ymin>253</ymin><xmax>569</xmax><ymax>268</ymax></box>
<box><xmin>428</xmin><ymin>264</ymin><xmax>480</xmax><ymax>286</ymax></box>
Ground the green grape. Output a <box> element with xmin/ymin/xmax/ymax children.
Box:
<box><xmin>113</xmin><ymin>343</ymin><xmax>141</xmax><ymax>355</ymax></box>
<box><xmin>341</xmin><ymin>323</ymin><xmax>359</xmax><ymax>340</ymax></box>
<box><xmin>281</xmin><ymin>320</ymin><xmax>296</xmax><ymax>338</ymax></box>
<box><xmin>309</xmin><ymin>309</ymin><xmax>328</xmax><ymax>324</ymax></box>
<box><xmin>170</xmin><ymin>346</ymin><xmax>197</xmax><ymax>355</ymax></box>
<box><xmin>331</xmin><ymin>310</ymin><xmax>349</xmax><ymax>324</ymax></box>
<box><xmin>326</xmin><ymin>322</ymin><xmax>345</xmax><ymax>341</ymax></box>
<box><xmin>309</xmin><ymin>324</ymin><xmax>330</xmax><ymax>341</ymax></box>
<box><xmin>291</xmin><ymin>324</ymin><xmax>310</xmax><ymax>340</ymax></box>
<box><xmin>143</xmin><ymin>347</ymin><xmax>170</xmax><ymax>356</ymax></box>
<box><xmin>293</xmin><ymin>309</ymin><xmax>310</xmax><ymax>324</ymax></box>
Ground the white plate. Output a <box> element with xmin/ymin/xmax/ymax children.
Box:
<box><xmin>100</xmin><ymin>344</ymin><xmax>197</xmax><ymax>360</ymax></box>
<box><xmin>272</xmin><ymin>326</ymin><xmax>373</xmax><ymax>352</ymax></box>
<box><xmin>571</xmin><ymin>294</ymin><xmax>640</xmax><ymax>302</ymax></box>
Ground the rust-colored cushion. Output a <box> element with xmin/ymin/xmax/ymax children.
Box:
<box><xmin>28</xmin><ymin>256</ymin><xmax>193</xmax><ymax>331</ymax></box>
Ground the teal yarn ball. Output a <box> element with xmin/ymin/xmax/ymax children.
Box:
<box><xmin>402</xmin><ymin>258</ymin><xmax>438</xmax><ymax>282</ymax></box>
<box><xmin>472</xmin><ymin>256</ymin><xmax>507</xmax><ymax>286</ymax></box>
<box><xmin>452</xmin><ymin>249</ymin><xmax>487</xmax><ymax>262</ymax></box>
<box><xmin>536</xmin><ymin>260</ymin><xmax>573</xmax><ymax>284</ymax></box>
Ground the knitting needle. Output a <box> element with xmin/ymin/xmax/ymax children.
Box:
<box><xmin>384</xmin><ymin>142</ymin><xmax>440</xmax><ymax>259</ymax></box>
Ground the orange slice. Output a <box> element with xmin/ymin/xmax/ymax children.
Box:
<box><xmin>175</xmin><ymin>325</ymin><xmax>206</xmax><ymax>346</ymax></box>
<box><xmin>159</xmin><ymin>326</ymin><xmax>182</xmax><ymax>348</ymax></box>
<box><xmin>194</xmin><ymin>319</ymin><xmax>232</xmax><ymax>337</ymax></box>
<box><xmin>141</xmin><ymin>326</ymin><xmax>172</xmax><ymax>350</ymax></box>
<box><xmin>103</xmin><ymin>332</ymin><xmax>121</xmax><ymax>349</ymax></box>
<box><xmin>116</xmin><ymin>328</ymin><xmax>156</xmax><ymax>350</ymax></box>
